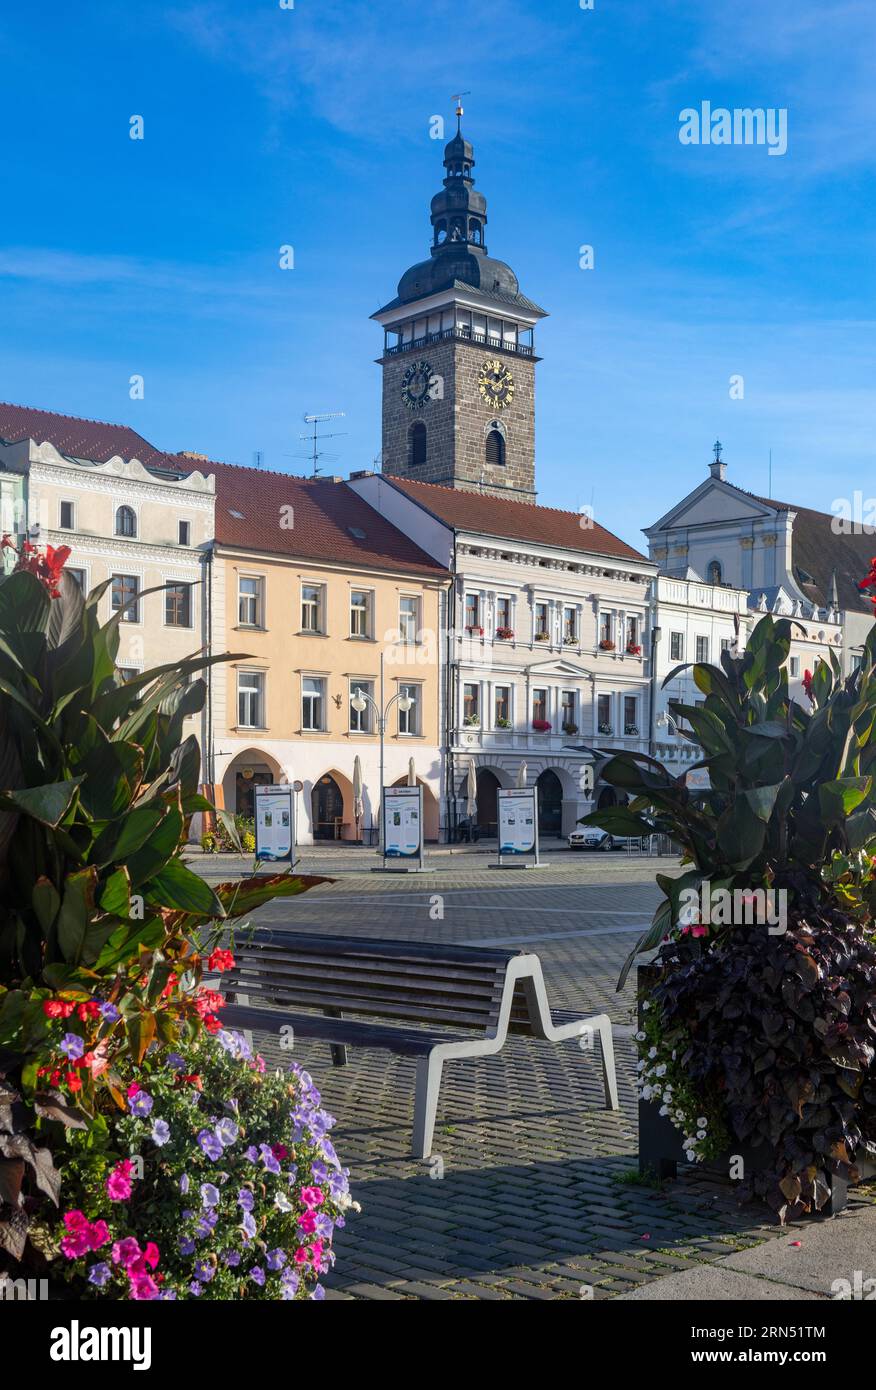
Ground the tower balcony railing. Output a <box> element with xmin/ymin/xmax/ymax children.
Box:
<box><xmin>384</xmin><ymin>326</ymin><xmax>534</xmax><ymax>359</ymax></box>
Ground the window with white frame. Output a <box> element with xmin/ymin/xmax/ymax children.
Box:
<box><xmin>695</xmin><ymin>635</ymin><xmax>709</xmax><ymax>663</ymax></box>
<box><xmin>532</xmin><ymin>688</ymin><xmax>548</xmax><ymax>724</ymax></box>
<box><xmin>464</xmin><ymin>593</ymin><xmax>481</xmax><ymax>630</ymax></box>
<box><xmin>165</xmin><ymin>582</ymin><xmax>192</xmax><ymax>627</ymax></box>
<box><xmin>301</xmin><ymin>583</ymin><xmax>324</xmax><ymax>633</ymax></box>
<box><xmin>789</xmin><ymin>656</ymin><xmax>800</xmax><ymax>677</ymax></box>
<box><xmin>534</xmin><ymin>602</ymin><xmax>549</xmax><ymax>639</ymax></box>
<box><xmin>463</xmin><ymin>683</ymin><xmax>480</xmax><ymax>725</ymax></box>
<box><xmin>59</xmin><ymin>500</ymin><xmax>75</xmax><ymax>530</ymax></box>
<box><xmin>597</xmin><ymin>692</ymin><xmax>612</xmax><ymax>733</ymax></box>
<box><xmin>398</xmin><ymin>683</ymin><xmax>420</xmax><ymax>735</ymax></box>
<box><xmin>349</xmin><ymin>679</ymin><xmax>373</xmax><ymax>732</ymax></box>
<box><xmin>599</xmin><ymin>612</ymin><xmax>614</xmax><ymax>645</ymax></box>
<box><xmin>626</xmin><ymin>616</ymin><xmax>639</xmax><ymax>648</ymax></box>
<box><xmin>496</xmin><ymin>596</ymin><xmax>512</xmax><ymax>632</ymax></box>
<box><xmin>237</xmin><ymin>670</ymin><xmax>265</xmax><ymax>728</ymax></box>
<box><xmin>115</xmin><ymin>505</ymin><xmax>136</xmax><ymax>539</ymax></box>
<box><xmin>494</xmin><ymin>685</ymin><xmax>511</xmax><ymax>726</ymax></box>
<box><xmin>238</xmin><ymin>575</ymin><xmax>263</xmax><ymax>627</ymax></box>
<box><xmin>350</xmin><ymin>589</ymin><xmax>371</xmax><ymax>638</ymax></box>
<box><xmin>111</xmin><ymin>574</ymin><xmax>139</xmax><ymax>623</ymax></box>
<box><xmin>301</xmin><ymin>676</ymin><xmax>326</xmax><ymax>731</ymax></box>
<box><xmin>721</xmin><ymin>637</ymin><xmax>732</xmax><ymax>654</ymax></box>
<box><xmin>670</xmin><ymin>631</ymin><xmax>684</xmax><ymax>661</ymax></box>
<box><xmin>561</xmin><ymin>689</ymin><xmax>577</xmax><ymax>730</ymax></box>
<box><xmin>563</xmin><ymin>607</ymin><xmax>578</xmax><ymax>642</ymax></box>
<box><xmin>399</xmin><ymin>594</ymin><xmax>420</xmax><ymax>643</ymax></box>
<box><xmin>178</xmin><ymin>520</ymin><xmax>191</xmax><ymax>546</ymax></box>
<box><xmin>624</xmin><ymin>695</ymin><xmax>639</xmax><ymax>735</ymax></box>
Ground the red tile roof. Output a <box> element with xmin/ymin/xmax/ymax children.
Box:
<box><xmin>186</xmin><ymin>458</ymin><xmax>449</xmax><ymax>578</ymax></box>
<box><xmin>0</xmin><ymin>402</ymin><xmax>448</xmax><ymax>578</ymax></box>
<box><xmin>387</xmin><ymin>476</ymin><xmax>648</xmax><ymax>563</ymax></box>
<box><xmin>0</xmin><ymin>401</ymin><xmax>183</xmax><ymax>472</ymax></box>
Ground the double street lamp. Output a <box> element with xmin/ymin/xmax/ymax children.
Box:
<box><xmin>350</xmin><ymin>651</ymin><xmax>412</xmax><ymax>846</ymax></box>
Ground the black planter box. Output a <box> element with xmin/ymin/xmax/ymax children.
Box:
<box><xmin>636</xmin><ymin>965</ymin><xmax>873</xmax><ymax>1217</ymax></box>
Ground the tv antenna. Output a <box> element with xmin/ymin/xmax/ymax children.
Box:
<box><xmin>291</xmin><ymin>411</ymin><xmax>347</xmax><ymax>476</ymax></box>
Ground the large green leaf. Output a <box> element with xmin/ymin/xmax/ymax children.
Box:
<box><xmin>215</xmin><ymin>873</ymin><xmax>330</xmax><ymax>920</ymax></box>
<box><xmin>716</xmin><ymin>798</ymin><xmax>767</xmax><ymax>870</ymax></box>
<box><xmin>91</xmin><ymin>806</ymin><xmax>166</xmax><ymax>866</ymax></box>
<box><xmin>145</xmin><ymin>858</ymin><xmax>225</xmax><ymax>917</ymax></box>
<box><xmin>56</xmin><ymin>867</ymin><xmax>99</xmax><ymax>964</ymax></box>
<box><xmin>820</xmin><ymin>777</ymin><xmax>872</xmax><ymax>823</ymax></box>
<box><xmin>0</xmin><ymin>778</ymin><xmax>83</xmax><ymax>827</ymax></box>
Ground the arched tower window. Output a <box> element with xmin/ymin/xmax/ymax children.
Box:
<box><xmin>485</xmin><ymin>428</ymin><xmax>506</xmax><ymax>468</ymax></box>
<box><xmin>435</xmin><ymin>220</ymin><xmax>447</xmax><ymax>246</ymax></box>
<box><xmin>707</xmin><ymin>560</ymin><xmax>723</xmax><ymax>584</ymax></box>
<box><xmin>468</xmin><ymin>220</ymin><xmax>482</xmax><ymax>244</ymax></box>
<box><xmin>115</xmin><ymin>504</ymin><xmax>136</xmax><ymax>538</ymax></box>
<box><xmin>408</xmin><ymin>421</ymin><xmax>427</xmax><ymax>469</ymax></box>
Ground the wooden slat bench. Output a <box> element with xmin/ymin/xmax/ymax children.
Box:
<box><xmin>212</xmin><ymin>931</ymin><xmax>619</xmax><ymax>1158</ymax></box>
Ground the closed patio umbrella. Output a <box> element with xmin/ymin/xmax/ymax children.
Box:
<box><xmin>407</xmin><ymin>756</ymin><xmax>416</xmax><ymax>787</ymax></box>
<box><xmin>352</xmin><ymin>755</ymin><xmax>364</xmax><ymax>843</ymax></box>
<box><xmin>516</xmin><ymin>761</ymin><xmax>528</xmax><ymax>788</ymax></box>
<box><xmin>466</xmin><ymin>760</ymin><xmax>477</xmax><ymax>819</ymax></box>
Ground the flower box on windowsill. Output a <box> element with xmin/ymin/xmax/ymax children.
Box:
<box><xmin>534</xmin><ymin>632</ymin><xmax>550</xmax><ymax>643</ymax></box>
<box><xmin>532</xmin><ymin>719</ymin><xmax>552</xmax><ymax>733</ymax></box>
<box><xmin>624</xmin><ymin>724</ymin><xmax>640</xmax><ymax>736</ymax></box>
<box><xmin>626</xmin><ymin>643</ymin><xmax>642</xmax><ymax>656</ymax></box>
<box><xmin>562</xmin><ymin>722</ymin><xmax>579</xmax><ymax>735</ymax></box>
<box><xmin>562</xmin><ymin>635</ymin><xmax>578</xmax><ymax>646</ymax></box>
<box><xmin>495</xmin><ymin>627</ymin><xmax>515</xmax><ymax>641</ymax></box>
<box><xmin>463</xmin><ymin>715</ymin><xmax>480</xmax><ymax>727</ymax></box>
<box><xmin>495</xmin><ymin>717</ymin><xmax>512</xmax><ymax>729</ymax></box>
<box><xmin>599</xmin><ymin>639</ymin><xmax>616</xmax><ymax>651</ymax></box>
<box><xmin>598</xmin><ymin>723</ymin><xmax>613</xmax><ymax>735</ymax></box>
<box><xmin>465</xmin><ymin>625</ymin><xmax>484</xmax><ymax>637</ymax></box>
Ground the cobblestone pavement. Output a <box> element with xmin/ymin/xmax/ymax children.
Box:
<box><xmin>198</xmin><ymin>852</ymin><xmax>876</xmax><ymax>1300</ymax></box>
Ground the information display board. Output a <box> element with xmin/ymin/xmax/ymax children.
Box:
<box><xmin>382</xmin><ymin>784</ymin><xmax>423</xmax><ymax>865</ymax></box>
<box><xmin>254</xmin><ymin>784</ymin><xmax>294</xmax><ymax>861</ymax></box>
<box><xmin>497</xmin><ymin>788</ymin><xmax>537</xmax><ymax>857</ymax></box>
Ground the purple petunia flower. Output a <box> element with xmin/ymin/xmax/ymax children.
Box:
<box><xmin>151</xmin><ymin>1119</ymin><xmax>170</xmax><ymax>1146</ymax></box>
<box><xmin>249</xmin><ymin>1267</ymin><xmax>265</xmax><ymax>1286</ymax></box>
<box><xmin>60</xmin><ymin>1033</ymin><xmax>84</xmax><ymax>1061</ymax></box>
<box><xmin>129</xmin><ymin>1090</ymin><xmax>153</xmax><ymax>1118</ymax></box>
<box><xmin>310</xmin><ymin>1160</ymin><xmax>328</xmax><ymax>1185</ymax></box>
<box><xmin>201</xmin><ymin>1183</ymin><xmax>220</xmax><ymax>1208</ymax></box>
<box><xmin>223</xmin><ymin>1250</ymin><xmax>241</xmax><ymax>1267</ymax></box>
<box><xmin>215</xmin><ymin>1117</ymin><xmax>239</xmax><ymax>1148</ymax></box>
<box><xmin>266</xmin><ymin>1248</ymin><xmax>286</xmax><ymax>1271</ymax></box>
<box><xmin>159</xmin><ymin>1289</ymin><xmax>178</xmax><ymax>1300</ymax></box>
<box><xmin>194</xmin><ymin>1260</ymin><xmax>215</xmax><ymax>1284</ymax></box>
<box><xmin>314</xmin><ymin>1214</ymin><xmax>334</xmax><ymax>1240</ymax></box>
<box><xmin>179</xmin><ymin>1237</ymin><xmax>195</xmax><ymax>1256</ymax></box>
<box><xmin>244</xmin><ymin>1145</ymin><xmax>259</xmax><ymax>1163</ymax></box>
<box><xmin>100</xmin><ymin>1001</ymin><xmax>121</xmax><ymax>1023</ymax></box>
<box><xmin>197</xmin><ymin>1128</ymin><xmax>223</xmax><ymax>1162</ymax></box>
<box><xmin>241</xmin><ymin>1211</ymin><xmax>256</xmax><ymax>1240</ymax></box>
<box><xmin>167</xmin><ymin>1052</ymin><xmax>186</xmax><ymax>1069</ymax></box>
<box><xmin>179</xmin><ymin>1173</ymin><xmax>190</xmax><ymax>1195</ymax></box>
<box><xmin>88</xmin><ymin>1262</ymin><xmax>111</xmax><ymax>1287</ymax></box>
<box><xmin>189</xmin><ymin>1281</ymin><xmax>203</xmax><ymax>1297</ymax></box>
<box><xmin>258</xmin><ymin>1143</ymin><xmax>281</xmax><ymax>1175</ymax></box>
<box><xmin>310</xmin><ymin>1284</ymin><xmax>325</xmax><ymax>1301</ymax></box>
<box><xmin>237</xmin><ymin>1188</ymin><xmax>254</xmax><ymax>1212</ymax></box>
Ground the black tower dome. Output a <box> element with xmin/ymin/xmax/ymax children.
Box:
<box><xmin>393</xmin><ymin>120</ymin><xmax>525</xmax><ymax>308</ymax></box>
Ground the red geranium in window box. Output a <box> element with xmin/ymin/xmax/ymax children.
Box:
<box><xmin>495</xmin><ymin>626</ymin><xmax>515</xmax><ymax>640</ymax></box>
<box><xmin>626</xmin><ymin>642</ymin><xmax>642</xmax><ymax>656</ymax></box>
<box><xmin>532</xmin><ymin>719</ymin><xmax>552</xmax><ymax>733</ymax></box>
<box><xmin>465</xmin><ymin>624</ymin><xmax>484</xmax><ymax>636</ymax></box>
<box><xmin>599</xmin><ymin>638</ymin><xmax>616</xmax><ymax>651</ymax></box>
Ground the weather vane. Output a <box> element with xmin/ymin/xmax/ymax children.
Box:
<box><xmin>451</xmin><ymin>91</ymin><xmax>470</xmax><ymax>129</ymax></box>
<box><xmin>713</xmin><ymin>439</ymin><xmax>723</xmax><ymax>462</ymax></box>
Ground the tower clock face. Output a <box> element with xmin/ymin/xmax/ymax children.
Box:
<box><xmin>401</xmin><ymin>360</ymin><xmax>435</xmax><ymax>411</ymax></box>
<box><xmin>478</xmin><ymin>358</ymin><xmax>514</xmax><ymax>410</ymax></box>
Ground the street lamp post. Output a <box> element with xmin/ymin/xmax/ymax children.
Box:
<box><xmin>350</xmin><ymin>651</ymin><xmax>412</xmax><ymax>849</ymax></box>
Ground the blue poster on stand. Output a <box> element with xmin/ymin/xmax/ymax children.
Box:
<box><xmin>254</xmin><ymin>784</ymin><xmax>294</xmax><ymax>861</ymax></box>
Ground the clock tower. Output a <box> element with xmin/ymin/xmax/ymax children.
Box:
<box><xmin>372</xmin><ymin>113</ymin><xmax>547</xmax><ymax>502</ymax></box>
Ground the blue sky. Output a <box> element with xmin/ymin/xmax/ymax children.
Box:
<box><xmin>1</xmin><ymin>0</ymin><xmax>873</xmax><ymax>547</ymax></box>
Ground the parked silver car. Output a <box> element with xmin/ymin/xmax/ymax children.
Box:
<box><xmin>568</xmin><ymin>827</ymin><xmax>641</xmax><ymax>851</ymax></box>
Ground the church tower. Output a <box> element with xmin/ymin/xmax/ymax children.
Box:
<box><xmin>372</xmin><ymin>109</ymin><xmax>547</xmax><ymax>502</ymax></box>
